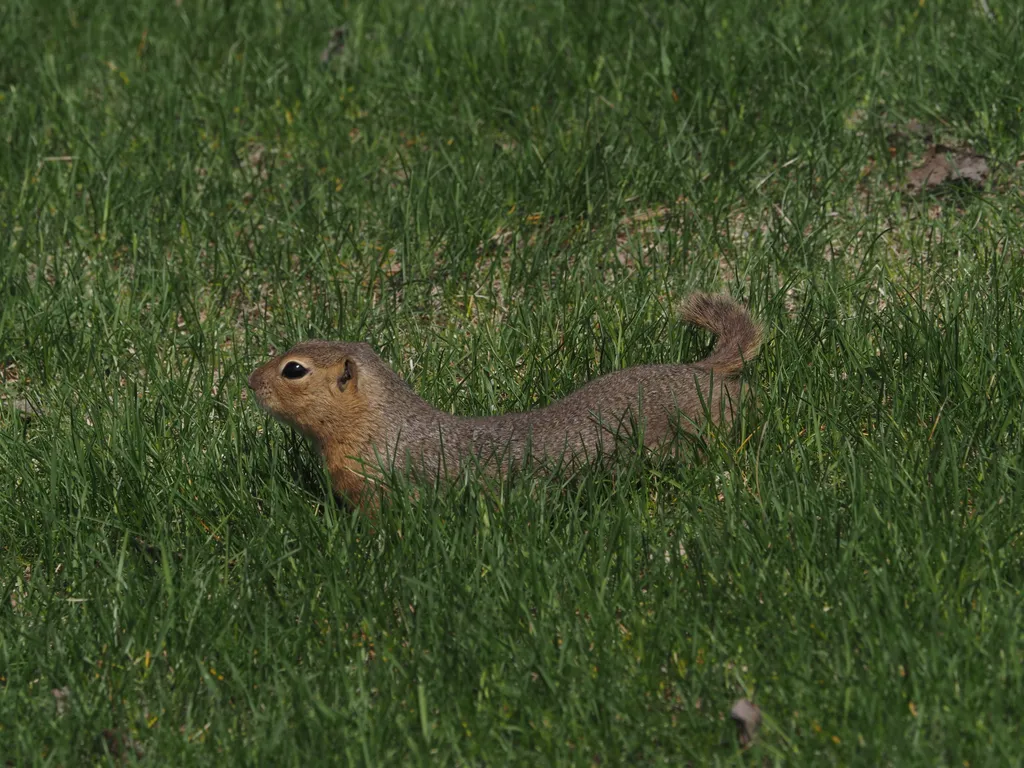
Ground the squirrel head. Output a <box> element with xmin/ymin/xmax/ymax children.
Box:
<box><xmin>247</xmin><ymin>341</ymin><xmax>380</xmax><ymax>445</ymax></box>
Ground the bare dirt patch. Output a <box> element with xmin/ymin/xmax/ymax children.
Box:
<box><xmin>905</xmin><ymin>144</ymin><xmax>989</xmax><ymax>194</ymax></box>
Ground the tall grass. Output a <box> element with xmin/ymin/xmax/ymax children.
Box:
<box><xmin>2</xmin><ymin>0</ymin><xmax>1022</xmax><ymax>763</ymax></box>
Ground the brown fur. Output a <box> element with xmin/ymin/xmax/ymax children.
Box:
<box><xmin>247</xmin><ymin>293</ymin><xmax>762</xmax><ymax>506</ymax></box>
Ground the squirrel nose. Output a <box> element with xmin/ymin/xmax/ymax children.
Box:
<box><xmin>247</xmin><ymin>371</ymin><xmax>258</xmax><ymax>391</ymax></box>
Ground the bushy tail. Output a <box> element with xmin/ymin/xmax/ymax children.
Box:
<box><xmin>681</xmin><ymin>293</ymin><xmax>763</xmax><ymax>375</ymax></box>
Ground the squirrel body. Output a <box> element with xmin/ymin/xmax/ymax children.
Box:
<box><xmin>248</xmin><ymin>293</ymin><xmax>762</xmax><ymax>505</ymax></box>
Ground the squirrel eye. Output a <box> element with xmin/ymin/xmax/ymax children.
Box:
<box><xmin>281</xmin><ymin>361</ymin><xmax>309</xmax><ymax>379</ymax></box>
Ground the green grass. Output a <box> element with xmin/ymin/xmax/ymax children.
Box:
<box><xmin>2</xmin><ymin>0</ymin><xmax>1024</xmax><ymax>763</ymax></box>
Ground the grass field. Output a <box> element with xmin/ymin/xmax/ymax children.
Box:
<box><xmin>2</xmin><ymin>0</ymin><xmax>1024</xmax><ymax>763</ymax></box>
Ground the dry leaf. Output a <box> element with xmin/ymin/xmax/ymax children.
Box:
<box><xmin>51</xmin><ymin>687</ymin><xmax>71</xmax><ymax>717</ymax></box>
<box><xmin>244</xmin><ymin>143</ymin><xmax>270</xmax><ymax>181</ymax></box>
<box><xmin>11</xmin><ymin>398</ymin><xmax>42</xmax><ymax>418</ymax></box>
<box><xmin>730</xmin><ymin>698</ymin><xmax>762</xmax><ymax>749</ymax></box>
<box><xmin>904</xmin><ymin>118</ymin><xmax>926</xmax><ymax>136</ymax></box>
<box><xmin>886</xmin><ymin>117</ymin><xmax>932</xmax><ymax>146</ymax></box>
<box><xmin>100</xmin><ymin>729</ymin><xmax>144</xmax><ymax>760</ymax></box>
<box><xmin>906</xmin><ymin>144</ymin><xmax>989</xmax><ymax>193</ymax></box>
<box><xmin>320</xmin><ymin>26</ymin><xmax>348</xmax><ymax>65</ymax></box>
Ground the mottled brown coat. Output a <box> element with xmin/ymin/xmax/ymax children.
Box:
<box><xmin>248</xmin><ymin>293</ymin><xmax>762</xmax><ymax>505</ymax></box>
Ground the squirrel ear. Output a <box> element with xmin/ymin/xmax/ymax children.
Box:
<box><xmin>337</xmin><ymin>359</ymin><xmax>355</xmax><ymax>392</ymax></box>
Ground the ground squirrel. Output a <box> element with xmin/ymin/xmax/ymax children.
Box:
<box><xmin>248</xmin><ymin>293</ymin><xmax>762</xmax><ymax>506</ymax></box>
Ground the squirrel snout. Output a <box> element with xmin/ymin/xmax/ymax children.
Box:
<box><xmin>247</xmin><ymin>370</ymin><xmax>259</xmax><ymax>391</ymax></box>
